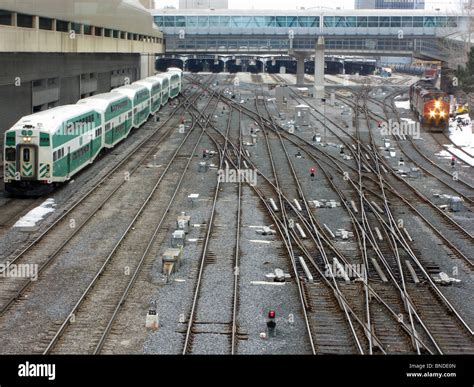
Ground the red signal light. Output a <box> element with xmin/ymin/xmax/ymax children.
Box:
<box><xmin>268</xmin><ymin>310</ymin><xmax>276</xmax><ymax>319</ymax></box>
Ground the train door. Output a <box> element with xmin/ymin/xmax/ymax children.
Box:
<box><xmin>18</xmin><ymin>145</ymin><xmax>37</xmax><ymax>179</ymax></box>
<box><xmin>67</xmin><ymin>146</ymin><xmax>71</xmax><ymax>176</ymax></box>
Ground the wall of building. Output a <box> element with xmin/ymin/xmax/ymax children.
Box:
<box><xmin>0</xmin><ymin>25</ymin><xmax>163</xmax><ymax>54</ymax></box>
<box><xmin>0</xmin><ymin>53</ymin><xmax>141</xmax><ymax>145</ymax></box>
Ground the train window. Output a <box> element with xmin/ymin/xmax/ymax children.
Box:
<box><xmin>23</xmin><ymin>148</ymin><xmax>30</xmax><ymax>162</ymax></box>
<box><xmin>5</xmin><ymin>148</ymin><xmax>16</xmax><ymax>162</ymax></box>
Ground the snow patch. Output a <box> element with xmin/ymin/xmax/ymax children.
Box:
<box><xmin>13</xmin><ymin>199</ymin><xmax>56</xmax><ymax>228</ymax></box>
<box><xmin>395</xmin><ymin>100</ymin><xmax>411</xmax><ymax>110</ymax></box>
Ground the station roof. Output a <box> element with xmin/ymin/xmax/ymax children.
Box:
<box><xmin>1</xmin><ymin>0</ymin><xmax>160</xmax><ymax>37</ymax></box>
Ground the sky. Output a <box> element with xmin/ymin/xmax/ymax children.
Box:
<box><xmin>153</xmin><ymin>0</ymin><xmax>468</xmax><ymax>10</ymax></box>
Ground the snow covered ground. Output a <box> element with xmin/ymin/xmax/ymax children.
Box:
<box><xmin>447</xmin><ymin>114</ymin><xmax>474</xmax><ymax>166</ymax></box>
<box><xmin>394</xmin><ymin>100</ymin><xmax>411</xmax><ymax>110</ymax></box>
<box><xmin>13</xmin><ymin>199</ymin><xmax>56</xmax><ymax>228</ymax></box>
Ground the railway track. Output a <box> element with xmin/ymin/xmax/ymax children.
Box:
<box><xmin>431</xmin><ymin>131</ymin><xmax>474</xmax><ymax>166</ymax></box>
<box><xmin>0</xmin><ymin>78</ymin><xmax>223</xmax><ymax>353</ymax></box>
<box><xmin>284</xmin><ymin>87</ymin><xmax>473</xmax><ymax>267</ymax></box>
<box><xmin>43</xmin><ymin>89</ymin><xmax>220</xmax><ymax>355</ymax></box>
<box><xmin>184</xmin><ymin>78</ymin><xmax>317</xmax><ymax>354</ymax></box>
<box><xmin>189</xmin><ymin>76</ymin><xmax>474</xmax><ymax>354</ymax></box>
<box><xmin>181</xmin><ymin>95</ymin><xmax>244</xmax><ymax>355</ymax></box>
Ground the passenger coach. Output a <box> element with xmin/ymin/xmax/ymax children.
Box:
<box><xmin>3</xmin><ymin>68</ymin><xmax>182</xmax><ymax>196</ymax></box>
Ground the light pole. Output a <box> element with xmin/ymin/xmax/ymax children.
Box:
<box><xmin>321</xmin><ymin>97</ymin><xmax>327</xmax><ymax>145</ymax></box>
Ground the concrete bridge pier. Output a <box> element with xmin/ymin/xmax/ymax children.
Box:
<box><xmin>289</xmin><ymin>50</ymin><xmax>311</xmax><ymax>86</ymax></box>
<box><xmin>314</xmin><ymin>36</ymin><xmax>325</xmax><ymax>99</ymax></box>
<box><xmin>295</xmin><ymin>53</ymin><xmax>306</xmax><ymax>85</ymax></box>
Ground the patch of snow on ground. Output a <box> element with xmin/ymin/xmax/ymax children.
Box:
<box><xmin>13</xmin><ymin>199</ymin><xmax>56</xmax><ymax>228</ymax></box>
<box><xmin>448</xmin><ymin>114</ymin><xmax>474</xmax><ymax>165</ymax></box>
<box><xmin>395</xmin><ymin>100</ymin><xmax>411</xmax><ymax>110</ymax></box>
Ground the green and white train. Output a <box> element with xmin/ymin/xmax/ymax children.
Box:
<box><xmin>3</xmin><ymin>68</ymin><xmax>182</xmax><ymax>196</ymax></box>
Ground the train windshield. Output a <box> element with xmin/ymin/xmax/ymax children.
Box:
<box><xmin>23</xmin><ymin>148</ymin><xmax>30</xmax><ymax>162</ymax></box>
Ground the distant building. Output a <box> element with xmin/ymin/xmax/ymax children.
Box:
<box><xmin>138</xmin><ymin>0</ymin><xmax>154</xmax><ymax>8</ymax></box>
<box><xmin>355</xmin><ymin>0</ymin><xmax>424</xmax><ymax>9</ymax></box>
<box><xmin>179</xmin><ymin>0</ymin><xmax>228</xmax><ymax>9</ymax></box>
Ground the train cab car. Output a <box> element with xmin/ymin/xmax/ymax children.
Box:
<box><xmin>150</xmin><ymin>74</ymin><xmax>170</xmax><ymax>106</ymax></box>
<box><xmin>77</xmin><ymin>93</ymin><xmax>133</xmax><ymax>148</ymax></box>
<box><xmin>3</xmin><ymin>105</ymin><xmax>102</xmax><ymax>196</ymax></box>
<box><xmin>133</xmin><ymin>78</ymin><xmax>162</xmax><ymax>115</ymax></box>
<box><xmin>111</xmin><ymin>84</ymin><xmax>150</xmax><ymax>129</ymax></box>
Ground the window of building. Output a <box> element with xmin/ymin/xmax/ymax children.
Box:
<box><xmin>390</xmin><ymin>17</ymin><xmax>401</xmax><ymax>28</ymax></box>
<box><xmin>198</xmin><ymin>16</ymin><xmax>208</xmax><ymax>27</ymax></box>
<box><xmin>154</xmin><ymin>16</ymin><xmax>163</xmax><ymax>26</ymax></box>
<box><xmin>56</xmin><ymin>20</ymin><xmax>69</xmax><ymax>32</ymax></box>
<box><xmin>176</xmin><ymin>16</ymin><xmax>186</xmax><ymax>27</ymax></box>
<box><xmin>164</xmin><ymin>16</ymin><xmax>175</xmax><ymax>27</ymax></box>
<box><xmin>413</xmin><ymin>17</ymin><xmax>423</xmax><ymax>27</ymax></box>
<box><xmin>335</xmin><ymin>17</ymin><xmax>346</xmax><ymax>27</ymax></box>
<box><xmin>368</xmin><ymin>17</ymin><xmax>379</xmax><ymax>27</ymax></box>
<box><xmin>71</xmin><ymin>22</ymin><xmax>81</xmax><ymax>33</ymax></box>
<box><xmin>39</xmin><ymin>17</ymin><xmax>53</xmax><ymax>30</ymax></box>
<box><xmin>186</xmin><ymin>16</ymin><xmax>197</xmax><ymax>27</ymax></box>
<box><xmin>230</xmin><ymin>16</ymin><xmax>241</xmax><ymax>28</ymax></box>
<box><xmin>346</xmin><ymin>17</ymin><xmax>356</xmax><ymax>28</ymax></box>
<box><xmin>357</xmin><ymin>17</ymin><xmax>368</xmax><ymax>27</ymax></box>
<box><xmin>324</xmin><ymin>16</ymin><xmax>335</xmax><ymax>28</ymax></box>
<box><xmin>17</xmin><ymin>13</ymin><xmax>33</xmax><ymax>28</ymax></box>
<box><xmin>401</xmin><ymin>17</ymin><xmax>413</xmax><ymax>28</ymax></box>
<box><xmin>0</xmin><ymin>10</ymin><xmax>12</xmax><ymax>25</ymax></box>
<box><xmin>379</xmin><ymin>17</ymin><xmax>390</xmax><ymax>27</ymax></box>
<box><xmin>276</xmin><ymin>16</ymin><xmax>286</xmax><ymax>27</ymax></box>
<box><xmin>209</xmin><ymin>16</ymin><xmax>220</xmax><ymax>27</ymax></box>
<box><xmin>219</xmin><ymin>16</ymin><xmax>230</xmax><ymax>27</ymax></box>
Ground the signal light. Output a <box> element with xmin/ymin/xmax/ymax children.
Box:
<box><xmin>268</xmin><ymin>310</ymin><xmax>276</xmax><ymax>319</ymax></box>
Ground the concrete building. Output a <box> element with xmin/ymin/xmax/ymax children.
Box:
<box><xmin>139</xmin><ymin>0</ymin><xmax>155</xmax><ymax>8</ymax></box>
<box><xmin>179</xmin><ymin>0</ymin><xmax>229</xmax><ymax>9</ymax></box>
<box><xmin>0</xmin><ymin>0</ymin><xmax>164</xmax><ymax>143</ymax></box>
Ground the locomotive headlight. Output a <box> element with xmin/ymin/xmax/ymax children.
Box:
<box><xmin>435</xmin><ymin>101</ymin><xmax>441</xmax><ymax>109</ymax></box>
<box><xmin>429</xmin><ymin>110</ymin><xmax>436</xmax><ymax>117</ymax></box>
<box><xmin>440</xmin><ymin>111</ymin><xmax>445</xmax><ymax>117</ymax></box>
<box><xmin>23</xmin><ymin>137</ymin><xmax>32</xmax><ymax>143</ymax></box>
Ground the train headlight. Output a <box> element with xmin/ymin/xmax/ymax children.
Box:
<box><xmin>435</xmin><ymin>101</ymin><xmax>441</xmax><ymax>109</ymax></box>
<box><xmin>440</xmin><ymin>111</ymin><xmax>445</xmax><ymax>117</ymax></box>
<box><xmin>429</xmin><ymin>110</ymin><xmax>436</xmax><ymax>118</ymax></box>
<box><xmin>22</xmin><ymin>137</ymin><xmax>32</xmax><ymax>143</ymax></box>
